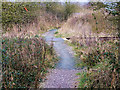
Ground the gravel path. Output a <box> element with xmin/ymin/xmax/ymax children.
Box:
<box><xmin>42</xmin><ymin>69</ymin><xmax>81</xmax><ymax>88</ymax></box>
<box><xmin>41</xmin><ymin>29</ymin><xmax>82</xmax><ymax>88</ymax></box>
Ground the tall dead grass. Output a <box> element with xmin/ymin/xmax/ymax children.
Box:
<box><xmin>59</xmin><ymin>8</ymin><xmax>118</xmax><ymax>38</ymax></box>
<box><xmin>3</xmin><ymin>10</ymin><xmax>61</xmax><ymax>38</ymax></box>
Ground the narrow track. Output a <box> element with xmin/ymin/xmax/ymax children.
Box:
<box><xmin>41</xmin><ymin>29</ymin><xmax>82</xmax><ymax>88</ymax></box>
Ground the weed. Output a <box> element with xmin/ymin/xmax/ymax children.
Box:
<box><xmin>54</xmin><ymin>31</ymin><xmax>59</xmax><ymax>34</ymax></box>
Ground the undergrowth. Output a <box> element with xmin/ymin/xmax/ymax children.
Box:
<box><xmin>68</xmin><ymin>38</ymin><xmax>119</xmax><ymax>88</ymax></box>
<box><xmin>2</xmin><ymin>36</ymin><xmax>58</xmax><ymax>88</ymax></box>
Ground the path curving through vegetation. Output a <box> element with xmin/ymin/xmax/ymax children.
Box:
<box><xmin>41</xmin><ymin>29</ymin><xmax>82</xmax><ymax>88</ymax></box>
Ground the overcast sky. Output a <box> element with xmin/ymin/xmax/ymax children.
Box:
<box><xmin>60</xmin><ymin>0</ymin><xmax>89</xmax><ymax>2</ymax></box>
<box><xmin>7</xmin><ymin>0</ymin><xmax>89</xmax><ymax>2</ymax></box>
<box><xmin>6</xmin><ymin>0</ymin><xmax>120</xmax><ymax>2</ymax></box>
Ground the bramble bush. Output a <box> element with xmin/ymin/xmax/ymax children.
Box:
<box><xmin>2</xmin><ymin>37</ymin><xmax>57</xmax><ymax>88</ymax></box>
<box><xmin>2</xmin><ymin>2</ymin><xmax>40</xmax><ymax>32</ymax></box>
<box><xmin>77</xmin><ymin>39</ymin><xmax>119</xmax><ymax>88</ymax></box>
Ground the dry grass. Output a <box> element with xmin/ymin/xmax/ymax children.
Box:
<box><xmin>3</xmin><ymin>10</ymin><xmax>61</xmax><ymax>38</ymax></box>
<box><xmin>64</xmin><ymin>10</ymin><xmax>119</xmax><ymax>87</ymax></box>
<box><xmin>59</xmin><ymin>8</ymin><xmax>118</xmax><ymax>38</ymax></box>
<box><xmin>70</xmin><ymin>37</ymin><xmax>119</xmax><ymax>88</ymax></box>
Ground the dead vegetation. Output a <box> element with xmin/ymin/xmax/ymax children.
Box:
<box><xmin>58</xmin><ymin>6</ymin><xmax>119</xmax><ymax>88</ymax></box>
<box><xmin>3</xmin><ymin>10</ymin><xmax>61</xmax><ymax>38</ymax></box>
<box><xmin>59</xmin><ymin>8</ymin><xmax>118</xmax><ymax>38</ymax></box>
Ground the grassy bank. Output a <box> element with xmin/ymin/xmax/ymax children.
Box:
<box><xmin>58</xmin><ymin>8</ymin><xmax>118</xmax><ymax>38</ymax></box>
<box><xmin>55</xmin><ymin>29</ymin><xmax>119</xmax><ymax>88</ymax></box>
<box><xmin>2</xmin><ymin>36</ymin><xmax>58</xmax><ymax>88</ymax></box>
<box><xmin>66</xmin><ymin>37</ymin><xmax>119</xmax><ymax>88</ymax></box>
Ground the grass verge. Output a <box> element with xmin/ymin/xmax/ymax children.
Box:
<box><xmin>66</xmin><ymin>38</ymin><xmax>119</xmax><ymax>88</ymax></box>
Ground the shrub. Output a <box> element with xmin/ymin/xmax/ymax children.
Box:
<box><xmin>2</xmin><ymin>37</ymin><xmax>57</xmax><ymax>88</ymax></box>
<box><xmin>78</xmin><ymin>40</ymin><xmax>119</xmax><ymax>88</ymax></box>
<box><xmin>2</xmin><ymin>2</ymin><xmax>41</xmax><ymax>32</ymax></box>
<box><xmin>64</xmin><ymin>2</ymin><xmax>77</xmax><ymax>20</ymax></box>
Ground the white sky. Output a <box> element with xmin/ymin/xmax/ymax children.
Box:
<box><xmin>5</xmin><ymin>0</ymin><xmax>120</xmax><ymax>2</ymax></box>
<box><xmin>7</xmin><ymin>0</ymin><xmax>89</xmax><ymax>2</ymax></box>
<box><xmin>60</xmin><ymin>0</ymin><xmax>89</xmax><ymax>2</ymax></box>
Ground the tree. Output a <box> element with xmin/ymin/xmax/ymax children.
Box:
<box><xmin>64</xmin><ymin>2</ymin><xmax>76</xmax><ymax>20</ymax></box>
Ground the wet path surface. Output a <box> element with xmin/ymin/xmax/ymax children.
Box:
<box><xmin>43</xmin><ymin>29</ymin><xmax>76</xmax><ymax>70</ymax></box>
<box><xmin>41</xmin><ymin>29</ymin><xmax>81</xmax><ymax>88</ymax></box>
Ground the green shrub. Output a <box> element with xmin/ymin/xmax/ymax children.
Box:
<box><xmin>64</xmin><ymin>2</ymin><xmax>77</xmax><ymax>20</ymax></box>
<box><xmin>2</xmin><ymin>2</ymin><xmax>41</xmax><ymax>32</ymax></box>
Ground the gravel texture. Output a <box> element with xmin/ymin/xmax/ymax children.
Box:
<box><xmin>42</xmin><ymin>69</ymin><xmax>81</xmax><ymax>88</ymax></box>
